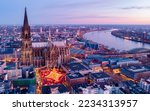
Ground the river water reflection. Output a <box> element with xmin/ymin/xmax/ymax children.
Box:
<box><xmin>84</xmin><ymin>30</ymin><xmax>150</xmax><ymax>51</ymax></box>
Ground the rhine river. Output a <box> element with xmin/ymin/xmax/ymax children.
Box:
<box><xmin>84</xmin><ymin>30</ymin><xmax>150</xmax><ymax>51</ymax></box>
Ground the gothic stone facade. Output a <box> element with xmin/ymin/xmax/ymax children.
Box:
<box><xmin>21</xmin><ymin>8</ymin><xmax>70</xmax><ymax>68</ymax></box>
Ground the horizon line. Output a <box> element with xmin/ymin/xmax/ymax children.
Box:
<box><xmin>1</xmin><ymin>23</ymin><xmax>150</xmax><ymax>26</ymax></box>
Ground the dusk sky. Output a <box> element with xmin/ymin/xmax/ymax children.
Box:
<box><xmin>1</xmin><ymin>0</ymin><xmax>150</xmax><ymax>25</ymax></box>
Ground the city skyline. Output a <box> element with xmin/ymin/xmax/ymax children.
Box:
<box><xmin>0</xmin><ymin>1</ymin><xmax>150</xmax><ymax>94</ymax></box>
<box><xmin>1</xmin><ymin>0</ymin><xmax>150</xmax><ymax>25</ymax></box>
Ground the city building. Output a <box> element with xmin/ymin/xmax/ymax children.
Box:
<box><xmin>0</xmin><ymin>48</ymin><xmax>14</xmax><ymax>59</ymax></box>
<box><xmin>109</xmin><ymin>58</ymin><xmax>141</xmax><ymax>66</ymax></box>
<box><xmin>121</xmin><ymin>65</ymin><xmax>150</xmax><ymax>81</ymax></box>
<box><xmin>66</xmin><ymin>72</ymin><xmax>87</xmax><ymax>85</ymax></box>
<box><xmin>139</xmin><ymin>78</ymin><xmax>150</xmax><ymax>92</ymax></box>
<box><xmin>21</xmin><ymin>8</ymin><xmax>70</xmax><ymax>68</ymax></box>
<box><xmin>0</xmin><ymin>80</ymin><xmax>11</xmax><ymax>94</ymax></box>
<box><xmin>83</xmin><ymin>55</ymin><xmax>109</xmax><ymax>71</ymax></box>
<box><xmin>97</xmin><ymin>83</ymin><xmax>119</xmax><ymax>94</ymax></box>
<box><xmin>71</xmin><ymin>83</ymin><xmax>99</xmax><ymax>94</ymax></box>
<box><xmin>118</xmin><ymin>81</ymin><xmax>146</xmax><ymax>94</ymax></box>
<box><xmin>90</xmin><ymin>72</ymin><xmax>111</xmax><ymax>83</ymax></box>
<box><xmin>109</xmin><ymin>65</ymin><xmax>121</xmax><ymax>74</ymax></box>
<box><xmin>0</xmin><ymin>61</ymin><xmax>6</xmax><ymax>74</ymax></box>
<box><xmin>42</xmin><ymin>84</ymin><xmax>69</xmax><ymax>94</ymax></box>
<box><xmin>84</xmin><ymin>55</ymin><xmax>109</xmax><ymax>66</ymax></box>
<box><xmin>70</xmin><ymin>48</ymin><xmax>85</xmax><ymax>58</ymax></box>
<box><xmin>3</xmin><ymin>62</ymin><xmax>22</xmax><ymax>80</ymax></box>
<box><xmin>13</xmin><ymin>78</ymin><xmax>36</xmax><ymax>94</ymax></box>
<box><xmin>71</xmin><ymin>82</ymin><xmax>119</xmax><ymax>94</ymax></box>
<box><xmin>65</xmin><ymin>62</ymin><xmax>92</xmax><ymax>75</ymax></box>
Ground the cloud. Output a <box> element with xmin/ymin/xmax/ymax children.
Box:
<box><xmin>121</xmin><ymin>6</ymin><xmax>150</xmax><ymax>10</ymax></box>
<box><xmin>65</xmin><ymin>15</ymin><xmax>128</xmax><ymax>19</ymax></box>
<box><xmin>44</xmin><ymin>0</ymin><xmax>102</xmax><ymax>10</ymax></box>
<box><xmin>62</xmin><ymin>1</ymin><xmax>101</xmax><ymax>8</ymax></box>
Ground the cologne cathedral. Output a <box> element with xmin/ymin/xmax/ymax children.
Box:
<box><xmin>21</xmin><ymin>8</ymin><xmax>70</xmax><ymax>68</ymax></box>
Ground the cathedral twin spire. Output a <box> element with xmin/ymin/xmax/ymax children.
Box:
<box><xmin>23</xmin><ymin>8</ymin><xmax>29</xmax><ymax>29</ymax></box>
<box><xmin>22</xmin><ymin>7</ymin><xmax>31</xmax><ymax>39</ymax></box>
<box><xmin>21</xmin><ymin>7</ymin><xmax>32</xmax><ymax>66</ymax></box>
